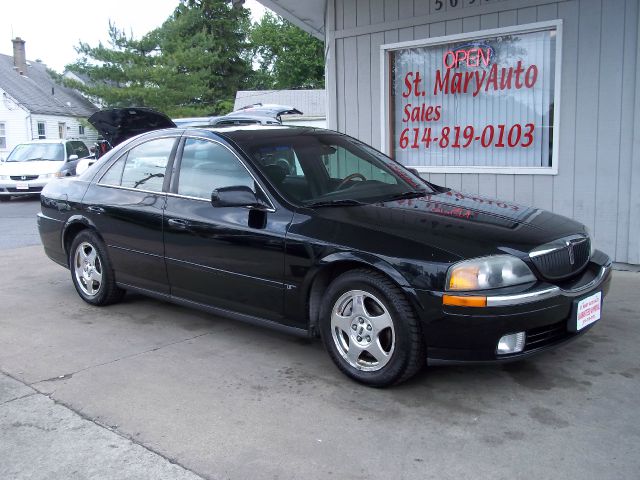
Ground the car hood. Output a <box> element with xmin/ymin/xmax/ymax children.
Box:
<box><xmin>88</xmin><ymin>108</ymin><xmax>176</xmax><ymax>146</ymax></box>
<box><xmin>313</xmin><ymin>190</ymin><xmax>587</xmax><ymax>261</ymax></box>
<box><xmin>0</xmin><ymin>160</ymin><xmax>64</xmax><ymax>175</ymax></box>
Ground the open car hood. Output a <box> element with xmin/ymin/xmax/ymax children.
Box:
<box><xmin>88</xmin><ymin>108</ymin><xmax>176</xmax><ymax>146</ymax></box>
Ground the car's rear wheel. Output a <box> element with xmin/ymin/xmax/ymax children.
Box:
<box><xmin>320</xmin><ymin>269</ymin><xmax>425</xmax><ymax>387</ymax></box>
<box><xmin>69</xmin><ymin>230</ymin><xmax>124</xmax><ymax>306</ymax></box>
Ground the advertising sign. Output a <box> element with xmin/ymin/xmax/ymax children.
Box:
<box><xmin>384</xmin><ymin>22</ymin><xmax>561</xmax><ymax>173</ymax></box>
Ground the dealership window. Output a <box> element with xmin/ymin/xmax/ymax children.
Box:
<box><xmin>382</xmin><ymin>20</ymin><xmax>562</xmax><ymax>174</ymax></box>
<box><xmin>0</xmin><ymin>123</ymin><xmax>6</xmax><ymax>149</ymax></box>
<box><xmin>37</xmin><ymin>122</ymin><xmax>46</xmax><ymax>139</ymax></box>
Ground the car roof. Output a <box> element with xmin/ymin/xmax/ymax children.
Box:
<box><xmin>183</xmin><ymin>124</ymin><xmax>323</xmax><ymax>142</ymax></box>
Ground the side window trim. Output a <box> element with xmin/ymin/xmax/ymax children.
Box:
<box><xmin>96</xmin><ymin>135</ymin><xmax>180</xmax><ymax>194</ymax></box>
<box><xmin>169</xmin><ymin>135</ymin><xmax>276</xmax><ymax>211</ymax></box>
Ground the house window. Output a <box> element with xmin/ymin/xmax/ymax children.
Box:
<box><xmin>37</xmin><ymin>122</ymin><xmax>46</xmax><ymax>139</ymax></box>
<box><xmin>79</xmin><ymin>125</ymin><xmax>85</xmax><ymax>136</ymax></box>
<box><xmin>58</xmin><ymin>122</ymin><xmax>66</xmax><ymax>139</ymax></box>
<box><xmin>382</xmin><ymin>20</ymin><xmax>562</xmax><ymax>174</ymax></box>
<box><xmin>0</xmin><ymin>123</ymin><xmax>6</xmax><ymax>149</ymax></box>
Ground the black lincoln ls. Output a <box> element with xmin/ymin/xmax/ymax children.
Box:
<box><xmin>37</xmin><ymin>120</ymin><xmax>612</xmax><ymax>387</ymax></box>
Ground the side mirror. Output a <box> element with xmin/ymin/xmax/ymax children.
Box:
<box><xmin>211</xmin><ymin>185</ymin><xmax>262</xmax><ymax>208</ymax></box>
<box><xmin>68</xmin><ymin>154</ymin><xmax>79</xmax><ymax>161</ymax></box>
<box><xmin>407</xmin><ymin>167</ymin><xmax>421</xmax><ymax>177</ymax></box>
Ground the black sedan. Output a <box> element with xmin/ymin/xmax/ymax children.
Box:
<box><xmin>37</xmin><ymin>125</ymin><xmax>612</xmax><ymax>386</ymax></box>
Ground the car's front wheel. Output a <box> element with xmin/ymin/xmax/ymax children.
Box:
<box><xmin>320</xmin><ymin>269</ymin><xmax>425</xmax><ymax>387</ymax></box>
<box><xmin>69</xmin><ymin>230</ymin><xmax>124</xmax><ymax>306</ymax></box>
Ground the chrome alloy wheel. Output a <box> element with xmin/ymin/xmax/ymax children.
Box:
<box><xmin>73</xmin><ymin>241</ymin><xmax>103</xmax><ymax>296</ymax></box>
<box><xmin>330</xmin><ymin>290</ymin><xmax>395</xmax><ymax>371</ymax></box>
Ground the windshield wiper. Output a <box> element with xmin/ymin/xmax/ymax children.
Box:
<box><xmin>304</xmin><ymin>199</ymin><xmax>367</xmax><ymax>208</ymax></box>
<box><xmin>381</xmin><ymin>190</ymin><xmax>429</xmax><ymax>202</ymax></box>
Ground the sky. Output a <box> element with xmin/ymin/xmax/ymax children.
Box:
<box><xmin>0</xmin><ymin>0</ymin><xmax>268</xmax><ymax>73</ymax></box>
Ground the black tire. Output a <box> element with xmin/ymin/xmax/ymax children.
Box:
<box><xmin>319</xmin><ymin>269</ymin><xmax>425</xmax><ymax>387</ymax></box>
<box><xmin>69</xmin><ymin>230</ymin><xmax>124</xmax><ymax>306</ymax></box>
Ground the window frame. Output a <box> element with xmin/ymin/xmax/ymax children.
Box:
<box><xmin>96</xmin><ymin>135</ymin><xmax>180</xmax><ymax>194</ymax></box>
<box><xmin>168</xmin><ymin>135</ymin><xmax>276</xmax><ymax>212</ymax></box>
<box><xmin>380</xmin><ymin>20</ymin><xmax>563</xmax><ymax>175</ymax></box>
<box><xmin>37</xmin><ymin>122</ymin><xmax>46</xmax><ymax>139</ymax></box>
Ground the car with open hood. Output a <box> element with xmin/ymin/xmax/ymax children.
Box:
<box><xmin>37</xmin><ymin>125</ymin><xmax>612</xmax><ymax>387</ymax></box>
<box><xmin>75</xmin><ymin>107</ymin><xmax>176</xmax><ymax>175</ymax></box>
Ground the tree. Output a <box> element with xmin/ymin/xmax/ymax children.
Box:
<box><xmin>249</xmin><ymin>12</ymin><xmax>325</xmax><ymax>90</ymax></box>
<box><xmin>63</xmin><ymin>0</ymin><xmax>252</xmax><ymax>116</ymax></box>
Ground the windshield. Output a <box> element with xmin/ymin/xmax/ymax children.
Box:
<box><xmin>7</xmin><ymin>143</ymin><xmax>64</xmax><ymax>162</ymax></box>
<box><xmin>235</xmin><ymin>131</ymin><xmax>430</xmax><ymax>206</ymax></box>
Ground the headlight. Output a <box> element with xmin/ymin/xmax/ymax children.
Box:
<box><xmin>446</xmin><ymin>255</ymin><xmax>536</xmax><ymax>291</ymax></box>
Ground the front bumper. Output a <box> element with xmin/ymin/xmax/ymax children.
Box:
<box><xmin>0</xmin><ymin>179</ymin><xmax>49</xmax><ymax>196</ymax></box>
<box><xmin>414</xmin><ymin>250</ymin><xmax>613</xmax><ymax>364</ymax></box>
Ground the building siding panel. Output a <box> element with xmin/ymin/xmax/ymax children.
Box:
<box><xmin>330</xmin><ymin>0</ymin><xmax>640</xmax><ymax>263</ymax></box>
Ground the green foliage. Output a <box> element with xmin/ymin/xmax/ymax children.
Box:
<box><xmin>64</xmin><ymin>0</ymin><xmax>251</xmax><ymax>117</ymax></box>
<box><xmin>249</xmin><ymin>12</ymin><xmax>325</xmax><ymax>90</ymax></box>
<box><xmin>60</xmin><ymin>2</ymin><xmax>325</xmax><ymax>117</ymax></box>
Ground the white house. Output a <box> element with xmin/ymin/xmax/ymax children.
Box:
<box><xmin>256</xmin><ymin>0</ymin><xmax>640</xmax><ymax>266</ymax></box>
<box><xmin>0</xmin><ymin>38</ymin><xmax>98</xmax><ymax>160</ymax></box>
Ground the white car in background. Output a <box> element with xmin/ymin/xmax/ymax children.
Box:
<box><xmin>0</xmin><ymin>139</ymin><xmax>89</xmax><ymax>200</ymax></box>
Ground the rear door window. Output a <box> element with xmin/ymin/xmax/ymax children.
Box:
<box><xmin>120</xmin><ymin>138</ymin><xmax>176</xmax><ymax>192</ymax></box>
<box><xmin>99</xmin><ymin>137</ymin><xmax>176</xmax><ymax>191</ymax></box>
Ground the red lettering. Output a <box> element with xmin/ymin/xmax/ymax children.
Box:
<box><xmin>514</xmin><ymin>61</ymin><xmax>525</xmax><ymax>88</ymax></box>
<box><xmin>478</xmin><ymin>48</ymin><xmax>491</xmax><ymax>67</ymax></box>
<box><xmin>403</xmin><ymin>72</ymin><xmax>413</xmax><ymax>98</ymax></box>
<box><xmin>485</xmin><ymin>64</ymin><xmax>499</xmax><ymax>92</ymax></box>
<box><xmin>473</xmin><ymin>70</ymin><xmax>485</xmax><ymax>97</ymax></box>
<box><xmin>525</xmin><ymin>65</ymin><xmax>538</xmax><ymax>88</ymax></box>
<box><xmin>434</xmin><ymin>69</ymin><xmax>450</xmax><ymax>94</ymax></box>
<box><xmin>443</xmin><ymin>51</ymin><xmax>456</xmax><ymax>69</ymax></box>
<box><xmin>499</xmin><ymin>67</ymin><xmax>513</xmax><ymax>89</ymax></box>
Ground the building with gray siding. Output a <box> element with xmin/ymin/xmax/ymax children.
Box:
<box><xmin>257</xmin><ymin>0</ymin><xmax>640</xmax><ymax>266</ymax></box>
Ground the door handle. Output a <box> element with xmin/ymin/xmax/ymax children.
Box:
<box><xmin>167</xmin><ymin>218</ymin><xmax>190</xmax><ymax>229</ymax></box>
<box><xmin>86</xmin><ymin>205</ymin><xmax>105</xmax><ymax>214</ymax></box>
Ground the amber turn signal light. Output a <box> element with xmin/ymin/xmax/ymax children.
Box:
<box><xmin>442</xmin><ymin>294</ymin><xmax>487</xmax><ymax>307</ymax></box>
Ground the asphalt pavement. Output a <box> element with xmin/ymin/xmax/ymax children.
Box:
<box><xmin>0</xmin><ymin>195</ymin><xmax>42</xmax><ymax>249</ymax></box>
<box><xmin>0</xmin><ymin>197</ymin><xmax>639</xmax><ymax>479</ymax></box>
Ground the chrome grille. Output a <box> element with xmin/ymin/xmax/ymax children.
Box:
<box><xmin>530</xmin><ymin>235</ymin><xmax>590</xmax><ymax>281</ymax></box>
<box><xmin>10</xmin><ymin>175</ymin><xmax>39</xmax><ymax>181</ymax></box>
